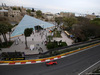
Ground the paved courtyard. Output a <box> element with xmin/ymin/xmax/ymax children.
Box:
<box><xmin>0</xmin><ymin>27</ymin><xmax>73</xmax><ymax>55</ymax></box>
<box><xmin>53</xmin><ymin>31</ymin><xmax>73</xmax><ymax>46</ymax></box>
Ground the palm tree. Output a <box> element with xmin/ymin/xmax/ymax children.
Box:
<box><xmin>24</xmin><ymin>28</ymin><xmax>33</xmax><ymax>49</ymax></box>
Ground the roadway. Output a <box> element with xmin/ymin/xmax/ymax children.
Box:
<box><xmin>0</xmin><ymin>45</ymin><xmax>100</xmax><ymax>75</ymax></box>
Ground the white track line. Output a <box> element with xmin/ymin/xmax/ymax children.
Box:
<box><xmin>54</xmin><ymin>58</ymin><xmax>58</xmax><ymax>60</ymax></box>
<box><xmin>15</xmin><ymin>63</ymin><xmax>21</xmax><ymax>65</ymax></box>
<box><xmin>45</xmin><ymin>59</ymin><xmax>50</xmax><ymax>62</ymax></box>
<box><xmin>36</xmin><ymin>61</ymin><xmax>41</xmax><ymax>63</ymax></box>
<box><xmin>26</xmin><ymin>62</ymin><xmax>31</xmax><ymax>64</ymax></box>
<box><xmin>78</xmin><ymin>60</ymin><xmax>100</xmax><ymax>75</ymax></box>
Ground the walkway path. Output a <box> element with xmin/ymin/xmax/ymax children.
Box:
<box><xmin>53</xmin><ymin>31</ymin><xmax>73</xmax><ymax>46</ymax></box>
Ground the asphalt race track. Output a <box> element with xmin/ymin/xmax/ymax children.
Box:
<box><xmin>0</xmin><ymin>45</ymin><xmax>100</xmax><ymax>75</ymax></box>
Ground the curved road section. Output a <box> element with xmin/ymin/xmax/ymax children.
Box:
<box><xmin>0</xmin><ymin>45</ymin><xmax>100</xmax><ymax>75</ymax></box>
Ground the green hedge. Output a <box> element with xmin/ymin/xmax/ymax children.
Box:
<box><xmin>46</xmin><ymin>41</ymin><xmax>67</xmax><ymax>49</ymax></box>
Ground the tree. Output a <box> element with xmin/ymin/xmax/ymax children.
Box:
<box><xmin>55</xmin><ymin>17</ymin><xmax>63</xmax><ymax>27</ymax></box>
<box><xmin>76</xmin><ymin>17</ymin><xmax>90</xmax><ymax>26</ymax></box>
<box><xmin>63</xmin><ymin>17</ymin><xmax>77</xmax><ymax>31</ymax></box>
<box><xmin>90</xmin><ymin>18</ymin><xmax>100</xmax><ymax>26</ymax></box>
<box><xmin>81</xmin><ymin>24</ymin><xmax>95</xmax><ymax>38</ymax></box>
<box><xmin>24</xmin><ymin>28</ymin><xmax>33</xmax><ymax>49</ymax></box>
<box><xmin>32</xmin><ymin>8</ymin><xmax>35</xmax><ymax>12</ymax></box>
<box><xmin>26</xmin><ymin>9</ymin><xmax>31</xmax><ymax>15</ymax></box>
<box><xmin>0</xmin><ymin>20</ymin><xmax>12</xmax><ymax>46</ymax></box>
<box><xmin>36</xmin><ymin>10</ymin><xmax>42</xmax><ymax>18</ymax></box>
<box><xmin>55</xmin><ymin>17</ymin><xmax>60</xmax><ymax>26</ymax></box>
<box><xmin>90</xmin><ymin>18</ymin><xmax>100</xmax><ymax>37</ymax></box>
<box><xmin>72</xmin><ymin>17</ymin><xmax>100</xmax><ymax>42</ymax></box>
<box><xmin>0</xmin><ymin>22</ymin><xmax>8</xmax><ymax>43</ymax></box>
<box><xmin>72</xmin><ymin>26</ymin><xmax>86</xmax><ymax>42</ymax></box>
<box><xmin>0</xmin><ymin>22</ymin><xmax>12</xmax><ymax>42</ymax></box>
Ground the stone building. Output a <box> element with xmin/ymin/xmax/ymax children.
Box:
<box><xmin>43</xmin><ymin>12</ymin><xmax>55</xmax><ymax>21</ymax></box>
<box><xmin>85</xmin><ymin>14</ymin><xmax>96</xmax><ymax>20</ymax></box>
<box><xmin>8</xmin><ymin>9</ymin><xmax>22</xmax><ymax>22</ymax></box>
<box><xmin>0</xmin><ymin>5</ymin><xmax>26</xmax><ymax>23</ymax></box>
<box><xmin>60</xmin><ymin>12</ymin><xmax>75</xmax><ymax>17</ymax></box>
<box><xmin>0</xmin><ymin>10</ymin><xmax>8</xmax><ymax>17</ymax></box>
<box><xmin>54</xmin><ymin>13</ymin><xmax>62</xmax><ymax>17</ymax></box>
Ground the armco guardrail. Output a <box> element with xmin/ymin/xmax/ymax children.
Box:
<box><xmin>78</xmin><ymin>60</ymin><xmax>100</xmax><ymax>75</ymax></box>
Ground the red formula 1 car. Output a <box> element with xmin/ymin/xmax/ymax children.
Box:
<box><xmin>46</xmin><ymin>61</ymin><xmax>57</xmax><ymax>66</ymax></box>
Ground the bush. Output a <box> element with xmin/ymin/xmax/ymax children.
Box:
<box><xmin>61</xmin><ymin>42</ymin><xmax>67</xmax><ymax>46</ymax></box>
<box><xmin>53</xmin><ymin>30</ymin><xmax>62</xmax><ymax>37</ymax></box>
<box><xmin>0</xmin><ymin>41</ymin><xmax>14</xmax><ymax>48</ymax></box>
<box><xmin>46</xmin><ymin>41</ymin><xmax>67</xmax><ymax>49</ymax></box>
<box><xmin>47</xmin><ymin>42</ymin><xmax>54</xmax><ymax>49</ymax></box>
